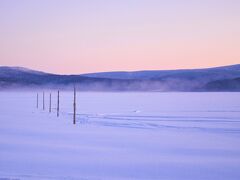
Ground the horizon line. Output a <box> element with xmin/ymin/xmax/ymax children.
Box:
<box><xmin>0</xmin><ymin>63</ymin><xmax>239</xmax><ymax>75</ymax></box>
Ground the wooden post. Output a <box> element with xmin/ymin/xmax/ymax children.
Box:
<box><xmin>57</xmin><ymin>90</ymin><xmax>59</xmax><ymax>117</ymax></box>
<box><xmin>49</xmin><ymin>93</ymin><xmax>52</xmax><ymax>113</ymax></box>
<box><xmin>43</xmin><ymin>91</ymin><xmax>45</xmax><ymax>110</ymax></box>
<box><xmin>73</xmin><ymin>86</ymin><xmax>76</xmax><ymax>124</ymax></box>
<box><xmin>37</xmin><ymin>93</ymin><xmax>38</xmax><ymax>109</ymax></box>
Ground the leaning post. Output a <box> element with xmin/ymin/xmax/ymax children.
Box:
<box><xmin>57</xmin><ymin>90</ymin><xmax>60</xmax><ymax>117</ymax></box>
<box><xmin>37</xmin><ymin>93</ymin><xmax>38</xmax><ymax>109</ymax></box>
<box><xmin>43</xmin><ymin>91</ymin><xmax>45</xmax><ymax>110</ymax></box>
<box><xmin>73</xmin><ymin>86</ymin><xmax>76</xmax><ymax>124</ymax></box>
<box><xmin>49</xmin><ymin>93</ymin><xmax>52</xmax><ymax>113</ymax></box>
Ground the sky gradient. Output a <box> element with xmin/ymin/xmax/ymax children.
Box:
<box><xmin>0</xmin><ymin>0</ymin><xmax>240</xmax><ymax>74</ymax></box>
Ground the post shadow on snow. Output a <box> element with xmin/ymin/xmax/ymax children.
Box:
<box><xmin>64</xmin><ymin>112</ymin><xmax>240</xmax><ymax>135</ymax></box>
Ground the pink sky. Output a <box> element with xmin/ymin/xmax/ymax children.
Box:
<box><xmin>0</xmin><ymin>0</ymin><xmax>239</xmax><ymax>74</ymax></box>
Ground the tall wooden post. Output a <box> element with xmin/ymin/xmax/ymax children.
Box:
<box><xmin>43</xmin><ymin>91</ymin><xmax>45</xmax><ymax>110</ymax></box>
<box><xmin>57</xmin><ymin>90</ymin><xmax>59</xmax><ymax>117</ymax></box>
<box><xmin>37</xmin><ymin>93</ymin><xmax>38</xmax><ymax>109</ymax></box>
<box><xmin>49</xmin><ymin>93</ymin><xmax>52</xmax><ymax>113</ymax></box>
<box><xmin>73</xmin><ymin>86</ymin><xmax>76</xmax><ymax>124</ymax></box>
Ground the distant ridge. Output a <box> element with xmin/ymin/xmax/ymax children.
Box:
<box><xmin>0</xmin><ymin>64</ymin><xmax>240</xmax><ymax>91</ymax></box>
<box><xmin>0</xmin><ymin>66</ymin><xmax>47</xmax><ymax>76</ymax></box>
<box><xmin>82</xmin><ymin>64</ymin><xmax>240</xmax><ymax>79</ymax></box>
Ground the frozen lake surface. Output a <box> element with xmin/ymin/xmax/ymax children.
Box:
<box><xmin>0</xmin><ymin>92</ymin><xmax>240</xmax><ymax>179</ymax></box>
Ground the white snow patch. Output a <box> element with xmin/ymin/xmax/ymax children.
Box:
<box><xmin>0</xmin><ymin>92</ymin><xmax>240</xmax><ymax>179</ymax></box>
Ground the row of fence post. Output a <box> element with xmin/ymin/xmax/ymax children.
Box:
<box><xmin>36</xmin><ymin>87</ymin><xmax>76</xmax><ymax>124</ymax></box>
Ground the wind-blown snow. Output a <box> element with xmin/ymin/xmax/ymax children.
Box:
<box><xmin>0</xmin><ymin>92</ymin><xmax>240</xmax><ymax>180</ymax></box>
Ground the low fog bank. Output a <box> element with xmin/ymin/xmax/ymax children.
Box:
<box><xmin>1</xmin><ymin>77</ymin><xmax>240</xmax><ymax>92</ymax></box>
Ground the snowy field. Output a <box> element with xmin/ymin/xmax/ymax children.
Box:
<box><xmin>0</xmin><ymin>92</ymin><xmax>240</xmax><ymax>180</ymax></box>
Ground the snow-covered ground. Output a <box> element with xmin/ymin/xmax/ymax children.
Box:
<box><xmin>0</xmin><ymin>92</ymin><xmax>240</xmax><ymax>180</ymax></box>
